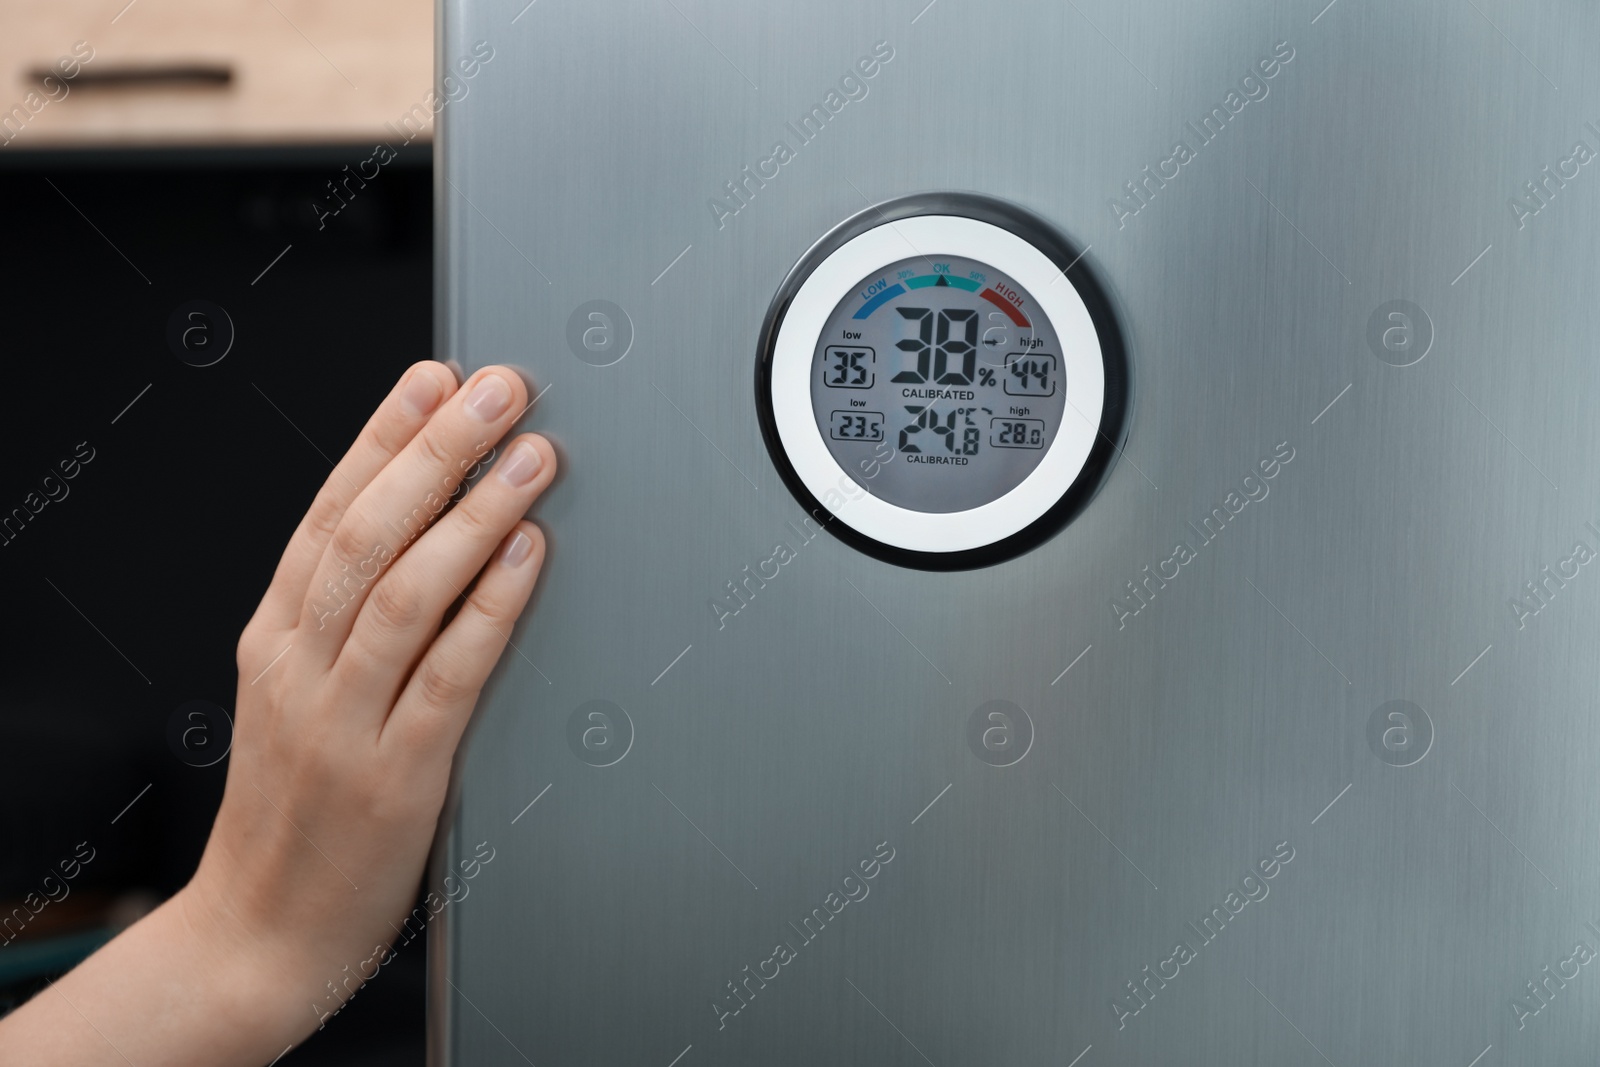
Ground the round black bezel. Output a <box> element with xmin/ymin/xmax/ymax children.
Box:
<box><xmin>754</xmin><ymin>191</ymin><xmax>1131</xmax><ymax>571</ymax></box>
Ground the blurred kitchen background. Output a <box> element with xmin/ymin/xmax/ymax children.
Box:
<box><xmin>1</xmin><ymin>2</ymin><xmax>437</xmax><ymax>1061</ymax></box>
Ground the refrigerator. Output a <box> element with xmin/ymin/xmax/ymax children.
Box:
<box><xmin>431</xmin><ymin>2</ymin><xmax>1600</xmax><ymax>1064</ymax></box>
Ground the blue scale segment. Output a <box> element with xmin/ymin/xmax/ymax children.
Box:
<box><xmin>853</xmin><ymin>283</ymin><xmax>906</xmax><ymax>319</ymax></box>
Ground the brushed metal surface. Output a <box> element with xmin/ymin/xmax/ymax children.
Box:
<box><xmin>432</xmin><ymin>2</ymin><xmax>1600</xmax><ymax>1064</ymax></box>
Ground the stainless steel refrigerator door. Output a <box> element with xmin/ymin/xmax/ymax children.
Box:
<box><xmin>431</xmin><ymin>2</ymin><xmax>1600</xmax><ymax>1064</ymax></box>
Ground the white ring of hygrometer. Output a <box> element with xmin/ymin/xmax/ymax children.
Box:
<box><xmin>769</xmin><ymin>214</ymin><xmax>1106</xmax><ymax>554</ymax></box>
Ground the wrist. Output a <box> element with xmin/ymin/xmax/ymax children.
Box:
<box><xmin>168</xmin><ymin>879</ymin><xmax>324</xmax><ymax>1052</ymax></box>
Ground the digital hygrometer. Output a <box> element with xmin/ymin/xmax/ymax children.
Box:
<box><xmin>756</xmin><ymin>192</ymin><xmax>1129</xmax><ymax>569</ymax></box>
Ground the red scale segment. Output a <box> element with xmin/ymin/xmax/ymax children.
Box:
<box><xmin>980</xmin><ymin>287</ymin><xmax>1031</xmax><ymax>327</ymax></box>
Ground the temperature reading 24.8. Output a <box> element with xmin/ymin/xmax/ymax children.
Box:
<box><xmin>809</xmin><ymin>253</ymin><xmax>1072</xmax><ymax>514</ymax></box>
<box><xmin>899</xmin><ymin>405</ymin><xmax>985</xmax><ymax>456</ymax></box>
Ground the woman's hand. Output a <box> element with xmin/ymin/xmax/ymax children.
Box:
<box><xmin>0</xmin><ymin>361</ymin><xmax>556</xmax><ymax>1066</ymax></box>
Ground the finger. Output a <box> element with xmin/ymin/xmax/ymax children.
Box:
<box><xmin>381</xmin><ymin>521</ymin><xmax>547</xmax><ymax>759</ymax></box>
<box><xmin>254</xmin><ymin>361</ymin><xmax>458</xmax><ymax>632</ymax></box>
<box><xmin>334</xmin><ymin>434</ymin><xmax>557</xmax><ymax>706</ymax></box>
<box><xmin>295</xmin><ymin>365</ymin><xmax>529</xmax><ymax>665</ymax></box>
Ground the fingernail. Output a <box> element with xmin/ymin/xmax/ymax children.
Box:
<box><xmin>401</xmin><ymin>369</ymin><xmax>444</xmax><ymax>417</ymax></box>
<box><xmin>465</xmin><ymin>373</ymin><xmax>513</xmax><ymax>422</ymax></box>
<box><xmin>496</xmin><ymin>440</ymin><xmax>543</xmax><ymax>487</ymax></box>
<box><xmin>499</xmin><ymin>529</ymin><xmax>533</xmax><ymax>567</ymax></box>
